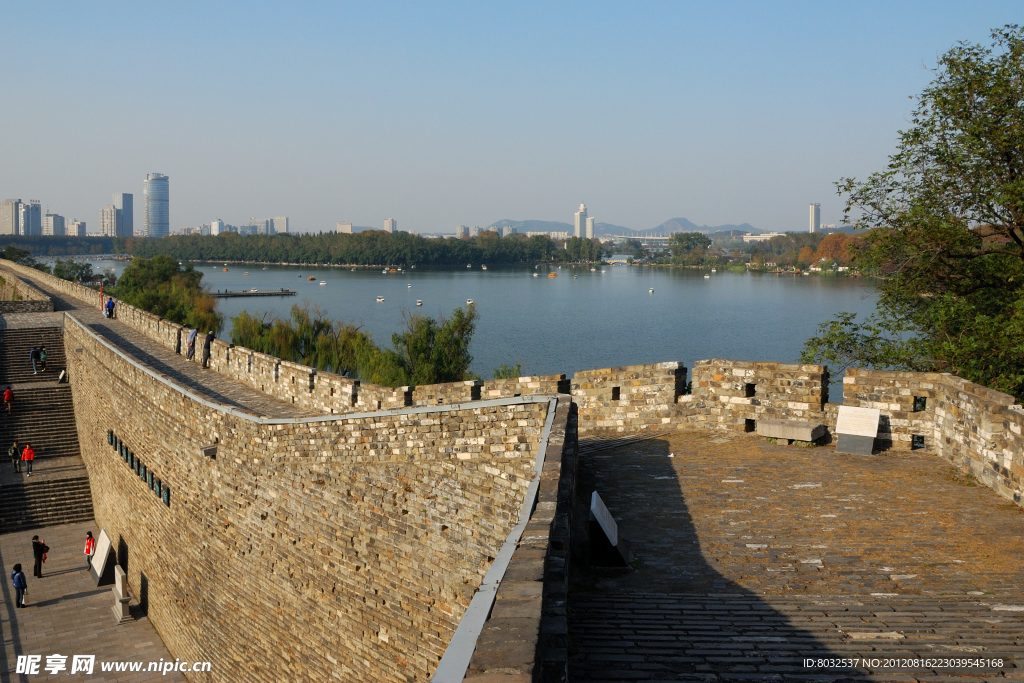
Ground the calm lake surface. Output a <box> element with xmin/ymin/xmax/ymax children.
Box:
<box><xmin>80</xmin><ymin>259</ymin><xmax>877</xmax><ymax>392</ymax></box>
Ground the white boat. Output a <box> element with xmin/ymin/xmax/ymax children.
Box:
<box><xmin>351</xmin><ymin>267</ymin><xmax>356</xmax><ymax>271</ymax></box>
<box><xmin>262</xmin><ymin>267</ymin><xmax>267</xmax><ymax>270</ymax></box>
<box><xmin>481</xmin><ymin>265</ymin><xmax>487</xmax><ymax>270</ymax></box>
<box><xmin>711</xmin><ymin>268</ymin><xmax>716</xmax><ymax>273</ymax></box>
<box><xmin>382</xmin><ymin>268</ymin><xmax>388</xmax><ymax>274</ymax></box>
<box><xmin>533</xmin><ymin>273</ymin><xmax>538</xmax><ymax>277</ymax></box>
<box><xmin>704</xmin><ymin>274</ymin><xmax>710</xmax><ymax>279</ymax></box>
<box><xmin>590</xmin><ymin>268</ymin><xmax>596</xmax><ymax>271</ymax></box>
<box><xmin>416</xmin><ymin>300</ymin><xmax>422</xmax><ymax>306</ymax></box>
<box><xmin>319</xmin><ymin>281</ymin><xmax>326</xmax><ymax>286</ymax></box>
<box><xmin>250</xmin><ymin>288</ymin><xmax>258</xmax><ymax>293</ymax></box>
<box><xmin>243</xmin><ymin>272</ymin><xmax>249</xmax><ymax>276</ymax></box>
<box><xmin>376</xmin><ymin>296</ymin><xmax>385</xmax><ymax>302</ymax></box>
<box><xmin>466</xmin><ymin>299</ymin><xmax>474</xmax><ymax>305</ymax></box>
<box><xmin>649</xmin><ymin>288</ymin><xmax>654</xmax><ymax>293</ymax></box>
<box><xmin>407</xmin><ymin>284</ymin><xmax>412</xmax><ymax>288</ymax></box>
<box><xmin>467</xmin><ymin>264</ymin><xmax>472</xmax><ymax>268</ymax></box>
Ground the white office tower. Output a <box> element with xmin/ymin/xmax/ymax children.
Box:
<box><xmin>144</xmin><ymin>173</ymin><xmax>170</xmax><ymax>238</ymax></box>
<box><xmin>43</xmin><ymin>213</ymin><xmax>65</xmax><ymax>236</ymax></box>
<box><xmin>113</xmin><ymin>193</ymin><xmax>133</xmax><ymax>235</ymax></box>
<box><xmin>501</xmin><ymin>225</ymin><xmax>517</xmax><ymax>237</ymax></box>
<box><xmin>0</xmin><ymin>200</ymin><xmax>19</xmax><ymax>235</ymax></box>
<box><xmin>456</xmin><ymin>225</ymin><xmax>470</xmax><ymax>239</ymax></box>
<box><xmin>100</xmin><ymin>205</ymin><xmax>120</xmax><ymax>236</ymax></box>
<box><xmin>586</xmin><ymin>216</ymin><xmax>595</xmax><ymax>239</ymax></box>
<box><xmin>337</xmin><ymin>221</ymin><xmax>353</xmax><ymax>234</ymax></box>
<box><xmin>69</xmin><ymin>220</ymin><xmax>86</xmax><ymax>237</ymax></box>
<box><xmin>574</xmin><ymin>203</ymin><xmax>588</xmax><ymax>239</ymax></box>
<box><xmin>18</xmin><ymin>201</ymin><xmax>41</xmax><ymax>235</ymax></box>
<box><xmin>211</xmin><ymin>219</ymin><xmax>224</xmax><ymax>235</ymax></box>
<box><xmin>272</xmin><ymin>217</ymin><xmax>288</xmax><ymax>234</ymax></box>
<box><xmin>384</xmin><ymin>218</ymin><xmax>396</xmax><ymax>233</ymax></box>
<box><xmin>809</xmin><ymin>203</ymin><xmax>820</xmax><ymax>233</ymax></box>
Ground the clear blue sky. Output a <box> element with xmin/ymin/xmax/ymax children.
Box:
<box><xmin>1</xmin><ymin>2</ymin><xmax>1018</xmax><ymax>234</ymax></box>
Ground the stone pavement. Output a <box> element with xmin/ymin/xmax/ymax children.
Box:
<box><xmin>569</xmin><ymin>432</ymin><xmax>1024</xmax><ymax>681</ymax></box>
<box><xmin>0</xmin><ymin>455</ymin><xmax>87</xmax><ymax>488</ymax></box>
<box><xmin>0</xmin><ymin>266</ymin><xmax>314</xmax><ymax>420</ymax></box>
<box><xmin>0</xmin><ymin>520</ymin><xmax>186</xmax><ymax>682</ymax></box>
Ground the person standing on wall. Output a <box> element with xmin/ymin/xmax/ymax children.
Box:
<box><xmin>202</xmin><ymin>331</ymin><xmax>215</xmax><ymax>369</ymax></box>
<box><xmin>39</xmin><ymin>345</ymin><xmax>47</xmax><ymax>373</ymax></box>
<box><xmin>29</xmin><ymin>346</ymin><xmax>39</xmax><ymax>375</ymax></box>
<box><xmin>186</xmin><ymin>328</ymin><xmax>198</xmax><ymax>361</ymax></box>
<box><xmin>3</xmin><ymin>386</ymin><xmax>12</xmax><ymax>414</ymax></box>
<box><xmin>21</xmin><ymin>443</ymin><xmax>34</xmax><ymax>476</ymax></box>
<box><xmin>84</xmin><ymin>531</ymin><xmax>95</xmax><ymax>567</ymax></box>
<box><xmin>8</xmin><ymin>440</ymin><xmax>19</xmax><ymax>473</ymax></box>
<box><xmin>31</xmin><ymin>536</ymin><xmax>47</xmax><ymax>578</ymax></box>
<box><xmin>105</xmin><ymin>297</ymin><xmax>115</xmax><ymax>319</ymax></box>
<box><xmin>11</xmin><ymin>563</ymin><xmax>27</xmax><ymax>608</ymax></box>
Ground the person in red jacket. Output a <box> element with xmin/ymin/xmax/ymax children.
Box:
<box><xmin>3</xmin><ymin>386</ymin><xmax>12</xmax><ymax>414</ymax></box>
<box><xmin>21</xmin><ymin>443</ymin><xmax>34</xmax><ymax>476</ymax></box>
<box><xmin>84</xmin><ymin>531</ymin><xmax>95</xmax><ymax>567</ymax></box>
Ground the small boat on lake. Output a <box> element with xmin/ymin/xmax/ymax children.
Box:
<box><xmin>548</xmin><ymin>272</ymin><xmax>557</xmax><ymax>278</ymax></box>
<box><xmin>407</xmin><ymin>284</ymin><xmax>412</xmax><ymax>288</ymax></box>
<box><xmin>481</xmin><ymin>265</ymin><xmax>487</xmax><ymax>270</ymax></box>
<box><xmin>416</xmin><ymin>300</ymin><xmax>422</xmax><ymax>306</ymax></box>
<box><xmin>222</xmin><ymin>268</ymin><xmax>228</xmax><ymax>272</ymax></box>
<box><xmin>243</xmin><ymin>272</ymin><xmax>249</xmax><ymax>276</ymax></box>
<box><xmin>308</xmin><ymin>276</ymin><xmax>316</xmax><ymax>281</ymax></box>
<box><xmin>319</xmin><ymin>281</ymin><xmax>326</xmax><ymax>286</ymax></box>
<box><xmin>466</xmin><ymin>299</ymin><xmax>474</xmax><ymax>305</ymax></box>
<box><xmin>533</xmin><ymin>273</ymin><xmax>538</xmax><ymax>277</ymax></box>
<box><xmin>704</xmin><ymin>274</ymin><xmax>710</xmax><ymax>279</ymax></box>
<box><xmin>649</xmin><ymin>288</ymin><xmax>654</xmax><ymax>293</ymax></box>
<box><xmin>376</xmin><ymin>296</ymin><xmax>385</xmax><ymax>302</ymax></box>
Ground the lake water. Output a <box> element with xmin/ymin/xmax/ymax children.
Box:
<box><xmin>78</xmin><ymin>259</ymin><xmax>876</xmax><ymax>394</ymax></box>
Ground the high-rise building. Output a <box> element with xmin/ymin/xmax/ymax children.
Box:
<box><xmin>272</xmin><ymin>217</ymin><xmax>288</xmax><ymax>234</ymax></box>
<box><xmin>144</xmin><ymin>173</ymin><xmax>169</xmax><ymax>238</ymax></box>
<box><xmin>809</xmin><ymin>203</ymin><xmax>820</xmax><ymax>233</ymax></box>
<box><xmin>18</xmin><ymin>201</ymin><xmax>41</xmax><ymax>236</ymax></box>
<box><xmin>43</xmin><ymin>213</ymin><xmax>65</xmax><ymax>236</ymax></box>
<box><xmin>585</xmin><ymin>216</ymin><xmax>595</xmax><ymax>240</ymax></box>
<box><xmin>211</xmin><ymin>219</ymin><xmax>224</xmax><ymax>236</ymax></box>
<box><xmin>0</xmin><ymin>199</ymin><xmax>19</xmax><ymax>235</ymax></box>
<box><xmin>456</xmin><ymin>225</ymin><xmax>470</xmax><ymax>239</ymax></box>
<box><xmin>70</xmin><ymin>220</ymin><xmax>86</xmax><ymax>237</ymax></box>
<box><xmin>384</xmin><ymin>218</ymin><xmax>396</xmax><ymax>233</ymax></box>
<box><xmin>113</xmin><ymin>193</ymin><xmax>133</xmax><ymax>236</ymax></box>
<box><xmin>337</xmin><ymin>221</ymin><xmax>353</xmax><ymax>234</ymax></box>
<box><xmin>574</xmin><ymin>203</ymin><xmax>588</xmax><ymax>239</ymax></box>
<box><xmin>501</xmin><ymin>225</ymin><xmax>517</xmax><ymax>237</ymax></box>
<box><xmin>100</xmin><ymin>205</ymin><xmax>120</xmax><ymax>236</ymax></box>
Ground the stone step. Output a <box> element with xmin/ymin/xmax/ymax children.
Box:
<box><xmin>0</xmin><ymin>476</ymin><xmax>94</xmax><ymax>533</ymax></box>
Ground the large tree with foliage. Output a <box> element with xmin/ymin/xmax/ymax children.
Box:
<box><xmin>114</xmin><ymin>255</ymin><xmax>222</xmax><ymax>332</ymax></box>
<box><xmin>802</xmin><ymin>26</ymin><xmax>1024</xmax><ymax>398</ymax></box>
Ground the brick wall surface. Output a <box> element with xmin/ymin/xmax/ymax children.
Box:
<box><xmin>64</xmin><ymin>314</ymin><xmax>557</xmax><ymax>682</ymax></box>
<box><xmin>572</xmin><ymin>362</ymin><xmax>686</xmax><ymax>434</ymax></box>
<box><xmin>0</xmin><ymin>270</ymin><xmax>54</xmax><ymax>312</ymax></box>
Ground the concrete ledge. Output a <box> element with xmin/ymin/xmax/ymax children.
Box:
<box><xmin>755</xmin><ymin>419</ymin><xmax>826</xmax><ymax>442</ymax></box>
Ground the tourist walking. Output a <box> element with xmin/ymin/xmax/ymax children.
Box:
<box><xmin>105</xmin><ymin>297</ymin><xmax>115</xmax><ymax>319</ymax></box>
<box><xmin>11</xmin><ymin>564</ymin><xmax>27</xmax><ymax>608</ymax></box>
<box><xmin>3</xmin><ymin>386</ymin><xmax>12</xmax><ymax>413</ymax></box>
<box><xmin>21</xmin><ymin>443</ymin><xmax>34</xmax><ymax>476</ymax></box>
<box><xmin>31</xmin><ymin>536</ymin><xmax>48</xmax><ymax>578</ymax></box>
<box><xmin>39</xmin><ymin>346</ymin><xmax>48</xmax><ymax>373</ymax></box>
<box><xmin>202</xmin><ymin>331</ymin><xmax>215</xmax><ymax>368</ymax></box>
<box><xmin>186</xmin><ymin>328</ymin><xmax>198</xmax><ymax>361</ymax></box>
<box><xmin>84</xmin><ymin>531</ymin><xmax>95</xmax><ymax>567</ymax></box>
<box><xmin>29</xmin><ymin>346</ymin><xmax>40</xmax><ymax>374</ymax></box>
<box><xmin>8</xmin><ymin>440</ymin><xmax>19</xmax><ymax>473</ymax></box>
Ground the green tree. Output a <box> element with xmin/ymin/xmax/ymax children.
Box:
<box><xmin>114</xmin><ymin>255</ymin><xmax>223</xmax><ymax>332</ymax></box>
<box><xmin>52</xmin><ymin>259</ymin><xmax>94</xmax><ymax>283</ymax></box>
<box><xmin>802</xmin><ymin>26</ymin><xmax>1024</xmax><ymax>397</ymax></box>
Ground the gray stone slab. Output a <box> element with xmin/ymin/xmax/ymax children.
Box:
<box><xmin>835</xmin><ymin>434</ymin><xmax>875</xmax><ymax>455</ymax></box>
<box><xmin>755</xmin><ymin>420</ymin><xmax>826</xmax><ymax>442</ymax></box>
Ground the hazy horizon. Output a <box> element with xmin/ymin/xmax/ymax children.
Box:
<box><xmin>1</xmin><ymin>2</ymin><xmax>1019</xmax><ymax>235</ymax></box>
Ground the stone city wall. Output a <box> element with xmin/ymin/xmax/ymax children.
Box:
<box><xmin>0</xmin><ymin>270</ymin><xmax>54</xmax><ymax>312</ymax></box>
<box><xmin>571</xmin><ymin>362</ymin><xmax>686</xmax><ymax>435</ymax></box>
<box><xmin>64</xmin><ymin>313</ymin><xmax>562</xmax><ymax>682</ymax></box>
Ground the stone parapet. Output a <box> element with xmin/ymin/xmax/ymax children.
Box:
<box><xmin>572</xmin><ymin>362</ymin><xmax>686</xmax><ymax>434</ymax></box>
<box><xmin>0</xmin><ymin>270</ymin><xmax>54</xmax><ymax>312</ymax></box>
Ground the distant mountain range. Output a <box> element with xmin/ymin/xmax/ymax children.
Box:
<box><xmin>487</xmin><ymin>217</ymin><xmax>763</xmax><ymax>237</ymax></box>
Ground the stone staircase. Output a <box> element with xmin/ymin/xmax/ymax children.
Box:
<box><xmin>0</xmin><ymin>326</ymin><xmax>66</xmax><ymax>384</ymax></box>
<box><xmin>0</xmin><ymin>384</ymin><xmax>81</xmax><ymax>459</ymax></box>
<box><xmin>0</xmin><ymin>477</ymin><xmax>94</xmax><ymax>532</ymax></box>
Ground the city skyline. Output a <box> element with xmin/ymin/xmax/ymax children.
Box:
<box><xmin>1</xmin><ymin>4</ymin><xmax>1019</xmax><ymax>234</ymax></box>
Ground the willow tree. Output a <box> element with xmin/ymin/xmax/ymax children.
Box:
<box><xmin>802</xmin><ymin>26</ymin><xmax>1024</xmax><ymax>399</ymax></box>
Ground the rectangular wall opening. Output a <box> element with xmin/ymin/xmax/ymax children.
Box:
<box><xmin>744</xmin><ymin>418</ymin><xmax>755</xmax><ymax>432</ymax></box>
<box><xmin>611</xmin><ymin>386</ymin><xmax>621</xmax><ymax>401</ymax></box>
<box><xmin>913</xmin><ymin>396</ymin><xmax>927</xmax><ymax>412</ymax></box>
<box><xmin>912</xmin><ymin>434</ymin><xmax>926</xmax><ymax>450</ymax></box>
<box><xmin>744</xmin><ymin>383</ymin><xmax>756</xmax><ymax>398</ymax></box>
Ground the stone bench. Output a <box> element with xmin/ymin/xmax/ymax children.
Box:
<box><xmin>755</xmin><ymin>419</ymin><xmax>826</xmax><ymax>443</ymax></box>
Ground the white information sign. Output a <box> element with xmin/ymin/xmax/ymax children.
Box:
<box><xmin>93</xmin><ymin>529</ymin><xmax>113</xmax><ymax>577</ymax></box>
<box><xmin>590</xmin><ymin>491</ymin><xmax>618</xmax><ymax>547</ymax></box>
<box><xmin>835</xmin><ymin>406</ymin><xmax>881</xmax><ymax>437</ymax></box>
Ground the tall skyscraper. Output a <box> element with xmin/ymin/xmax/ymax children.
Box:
<box><xmin>70</xmin><ymin>220</ymin><xmax>86</xmax><ymax>237</ymax></box>
<box><xmin>43</xmin><ymin>213</ymin><xmax>65</xmax><ymax>236</ymax></box>
<box><xmin>100</xmin><ymin>205</ymin><xmax>120</xmax><ymax>236</ymax></box>
<box><xmin>337</xmin><ymin>221</ymin><xmax>353</xmax><ymax>234</ymax></box>
<box><xmin>586</xmin><ymin>216</ymin><xmax>595</xmax><ymax>240</ymax></box>
<box><xmin>144</xmin><ymin>173</ymin><xmax>169</xmax><ymax>238</ymax></box>
<box><xmin>272</xmin><ymin>217</ymin><xmax>289</xmax><ymax>234</ymax></box>
<box><xmin>114</xmin><ymin>193</ymin><xmax>134</xmax><ymax>236</ymax></box>
<box><xmin>384</xmin><ymin>218</ymin><xmax>396</xmax><ymax>233</ymax></box>
<box><xmin>211</xmin><ymin>219</ymin><xmax>224</xmax><ymax>235</ymax></box>
<box><xmin>0</xmin><ymin>200</ymin><xmax>19</xmax><ymax>235</ymax></box>
<box><xmin>17</xmin><ymin>201</ymin><xmax>41</xmax><ymax>236</ymax></box>
<box><xmin>456</xmin><ymin>225</ymin><xmax>470</xmax><ymax>239</ymax></box>
<box><xmin>574</xmin><ymin>203</ymin><xmax>588</xmax><ymax>239</ymax></box>
<box><xmin>809</xmin><ymin>203</ymin><xmax>820</xmax><ymax>233</ymax></box>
